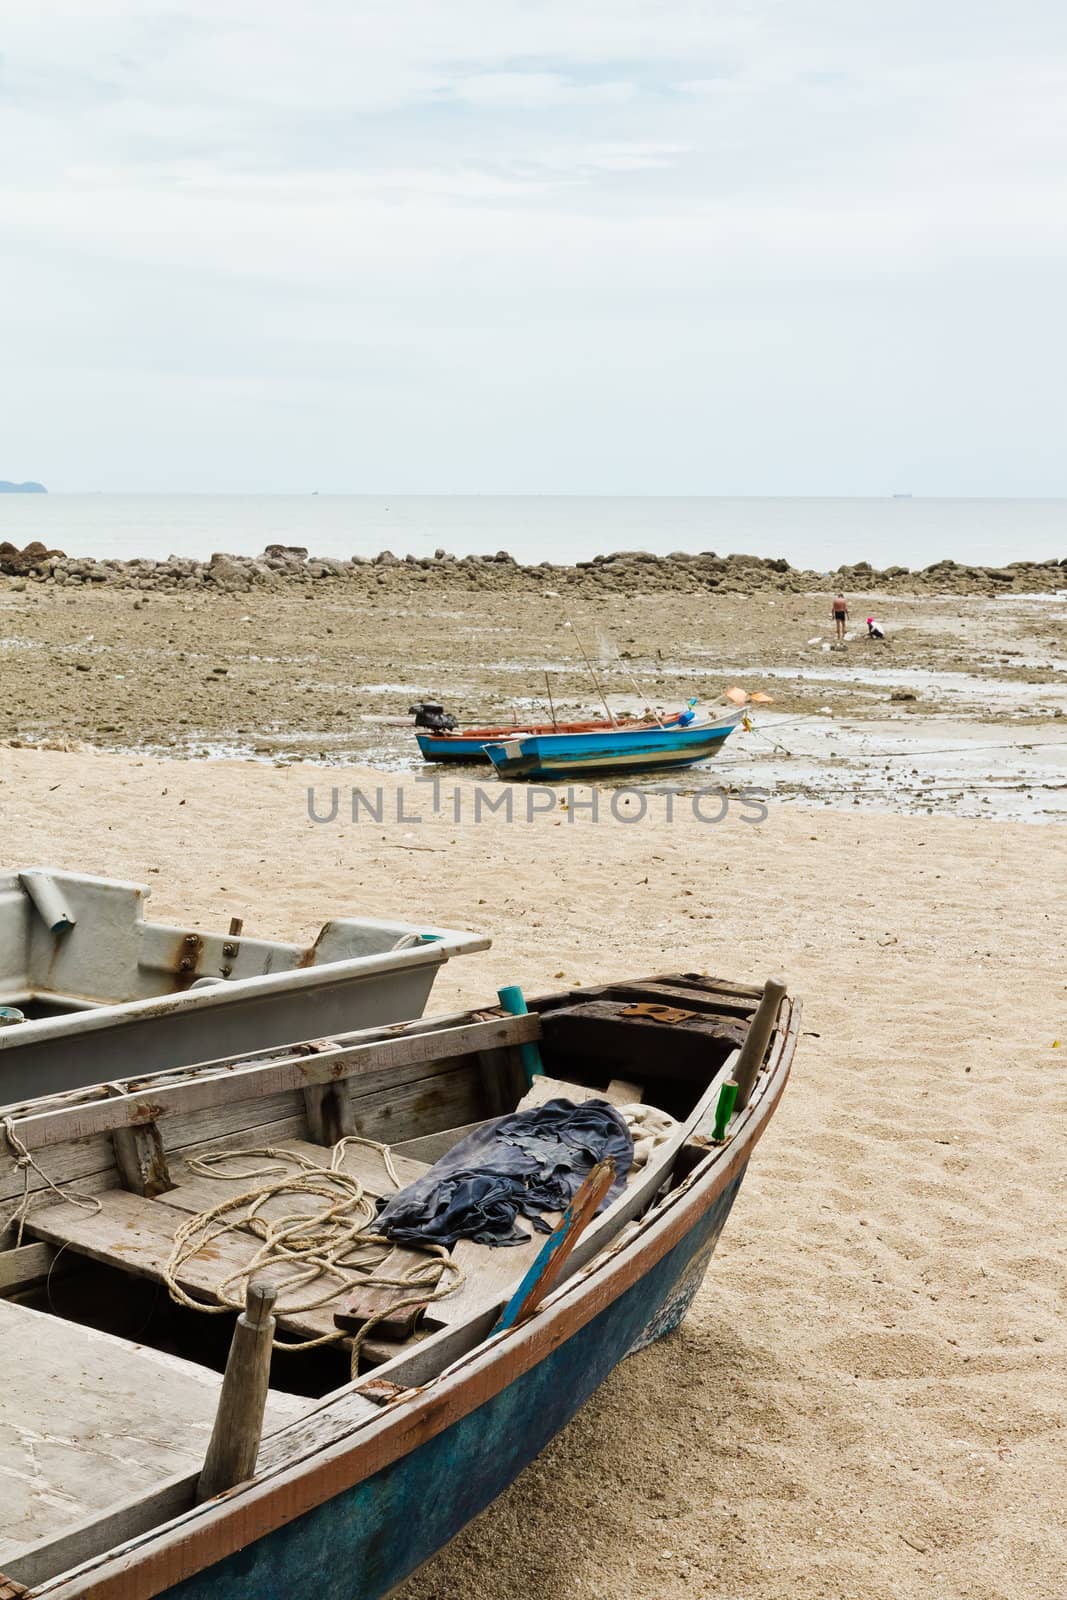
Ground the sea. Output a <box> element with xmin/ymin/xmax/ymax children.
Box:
<box><xmin>0</xmin><ymin>495</ymin><xmax>1064</xmax><ymax>572</ymax></box>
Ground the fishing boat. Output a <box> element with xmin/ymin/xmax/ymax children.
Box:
<box><xmin>484</xmin><ymin>707</ymin><xmax>745</xmax><ymax>781</ymax></box>
<box><xmin>0</xmin><ymin>869</ymin><xmax>487</xmax><ymax>1105</ymax></box>
<box><xmin>409</xmin><ymin>700</ymin><xmax>695</xmax><ymax>763</ymax></box>
<box><xmin>0</xmin><ymin>970</ymin><xmax>798</xmax><ymax>1600</ymax></box>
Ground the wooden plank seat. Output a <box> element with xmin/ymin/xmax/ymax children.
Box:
<box><xmin>359</xmin><ymin>1220</ymin><xmax>556</xmax><ymax>1368</ymax></box>
<box><xmin>363</xmin><ymin>1074</ymin><xmax>659</xmax><ymax>1367</ymax></box>
<box><xmin>0</xmin><ymin>1297</ymin><xmax>307</xmax><ymax>1569</ymax></box>
<box><xmin>21</xmin><ymin>1141</ymin><xmax>440</xmax><ymax>1350</ymax></box>
<box><xmin>158</xmin><ymin>1136</ymin><xmax>430</xmax><ymax>1217</ymax></box>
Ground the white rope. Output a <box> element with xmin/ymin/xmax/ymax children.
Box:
<box><xmin>2</xmin><ymin>1116</ymin><xmax>102</xmax><ymax>1248</ymax></box>
<box><xmin>163</xmin><ymin>1137</ymin><xmax>463</xmax><ymax>1372</ymax></box>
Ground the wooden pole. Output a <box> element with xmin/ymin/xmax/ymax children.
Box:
<box><xmin>617</xmin><ymin>659</ymin><xmax>665</xmax><ymax>727</ymax></box>
<box><xmin>565</xmin><ymin>618</ymin><xmax>618</xmax><ymax>726</ymax></box>
<box><xmin>197</xmin><ymin>1280</ymin><xmax>277</xmax><ymax>1503</ymax></box>
<box><xmin>495</xmin><ymin>1160</ymin><xmax>616</xmax><ymax>1331</ymax></box>
<box><xmin>733</xmin><ymin>979</ymin><xmax>787</xmax><ymax>1110</ymax></box>
<box><xmin>545</xmin><ymin>671</ymin><xmax>558</xmax><ymax>730</ymax></box>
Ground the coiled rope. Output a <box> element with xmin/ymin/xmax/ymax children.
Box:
<box><xmin>162</xmin><ymin>1136</ymin><xmax>464</xmax><ymax>1373</ymax></box>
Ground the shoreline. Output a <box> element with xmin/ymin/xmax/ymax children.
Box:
<box><xmin>2</xmin><ymin>576</ymin><xmax>1064</xmax><ymax>822</ymax></box>
<box><xmin>2</xmin><ymin>539</ymin><xmax>1066</xmax><ymax>596</ymax></box>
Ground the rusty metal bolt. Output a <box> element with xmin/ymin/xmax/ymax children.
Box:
<box><xmin>184</xmin><ymin>933</ymin><xmax>200</xmax><ymax>947</ymax></box>
<box><xmin>179</xmin><ymin>957</ymin><xmax>195</xmax><ymax>972</ymax></box>
<box><xmin>222</xmin><ymin>943</ymin><xmax>238</xmax><ymax>958</ymax></box>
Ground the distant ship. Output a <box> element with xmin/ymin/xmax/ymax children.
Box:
<box><xmin>891</xmin><ymin>493</ymin><xmax>913</xmax><ymax>499</ymax></box>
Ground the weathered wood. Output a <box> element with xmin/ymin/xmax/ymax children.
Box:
<box><xmin>334</xmin><ymin>1247</ymin><xmax>432</xmax><ymax>1341</ymax></box>
<box><xmin>0</xmin><ymin>1136</ymin><xmax>118</xmax><ymax>1214</ymax></box>
<box><xmin>359</xmin><ymin>1222</ymin><xmax>555</xmax><ymax>1369</ymax></box>
<box><xmin>1</xmin><ymin>1016</ymin><xmax>541</xmax><ymax>1162</ymax></box>
<box><xmin>197</xmin><ymin>1281</ymin><xmax>278</xmax><ymax>1503</ymax></box>
<box><xmin>156</xmin><ymin>1137</ymin><xmax>428</xmax><ymax>1220</ymax></box>
<box><xmin>537</xmin><ymin>1001</ymin><xmax>747</xmax><ymax>1082</ymax></box>
<box><xmin>518</xmin><ymin>1074</ymin><xmax>590</xmax><ymax>1110</ymax></box>
<box><xmin>22</xmin><ymin>1189</ymin><xmax>340</xmax><ymax>1343</ymax></box>
<box><xmin>0</xmin><ymin>1573</ymin><xmax>28</xmax><ymax>1597</ymax></box>
<box><xmin>0</xmin><ymin>1297</ymin><xmax>304</xmax><ymax>1570</ymax></box>
<box><xmin>452</xmin><ymin>1218</ymin><xmax>557</xmax><ymax>1312</ymax></box>
<box><xmin>5</xmin><ymin>994</ymin><xmax>799</xmax><ymax>1600</ymax></box>
<box><xmin>347</xmin><ymin>1064</ymin><xmax>486</xmax><ymax>1146</ymax></box>
<box><xmin>111</xmin><ymin>1121</ymin><xmax>174</xmax><ymax>1198</ymax></box>
<box><xmin>303</xmin><ymin>1082</ymin><xmax>354</xmax><ymax>1146</ymax></box>
<box><xmin>252</xmin><ymin>1389</ymin><xmax>381</xmax><ymax>1474</ymax></box>
<box><xmin>4</xmin><ymin>1476</ymin><xmax>197</xmax><ymax>1591</ymax></box>
<box><xmin>474</xmin><ymin>1046</ymin><xmax>517</xmax><ymax>1119</ymax></box>
<box><xmin>598</xmin><ymin>981</ymin><xmax>759</xmax><ymax>1016</ymax></box>
<box><xmin>390</xmin><ymin>1120</ymin><xmax>494</xmax><ymax>1165</ymax></box>
<box><xmin>0</xmin><ymin>1241</ymin><xmax>55</xmax><ymax>1295</ymax></box>
<box><xmin>733</xmin><ymin>978</ymin><xmax>787</xmax><ymax>1109</ymax></box>
<box><xmin>25</xmin><ymin>1144</ymin><xmax>435</xmax><ymax>1349</ymax></box>
<box><xmin>495</xmin><ymin>1162</ymin><xmax>616</xmax><ymax>1331</ymax></box>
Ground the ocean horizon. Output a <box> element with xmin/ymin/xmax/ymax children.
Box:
<box><xmin>1</xmin><ymin>494</ymin><xmax>1064</xmax><ymax>573</ymax></box>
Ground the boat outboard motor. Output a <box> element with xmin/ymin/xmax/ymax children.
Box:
<box><xmin>409</xmin><ymin>702</ymin><xmax>458</xmax><ymax>733</ymax></box>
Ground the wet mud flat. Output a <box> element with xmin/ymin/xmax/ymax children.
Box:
<box><xmin>1</xmin><ymin>582</ymin><xmax>1064</xmax><ymax>821</ymax></box>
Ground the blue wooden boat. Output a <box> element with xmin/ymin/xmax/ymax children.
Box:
<box><xmin>0</xmin><ymin>972</ymin><xmax>797</xmax><ymax>1600</ymax></box>
<box><xmin>484</xmin><ymin>708</ymin><xmax>744</xmax><ymax>780</ymax></box>
<box><xmin>411</xmin><ymin>701</ymin><xmax>697</xmax><ymax>764</ymax></box>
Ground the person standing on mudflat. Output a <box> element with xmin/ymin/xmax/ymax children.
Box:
<box><xmin>831</xmin><ymin>593</ymin><xmax>849</xmax><ymax>643</ymax></box>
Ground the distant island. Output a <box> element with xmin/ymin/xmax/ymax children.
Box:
<box><xmin>0</xmin><ymin>481</ymin><xmax>47</xmax><ymax>494</ymax></box>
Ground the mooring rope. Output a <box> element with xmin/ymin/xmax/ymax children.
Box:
<box><xmin>2</xmin><ymin>1115</ymin><xmax>102</xmax><ymax>1248</ymax></box>
<box><xmin>162</xmin><ymin>1136</ymin><xmax>464</xmax><ymax>1372</ymax></box>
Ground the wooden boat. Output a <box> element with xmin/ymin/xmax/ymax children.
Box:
<box><xmin>0</xmin><ymin>869</ymin><xmax>488</xmax><ymax>1105</ymax></box>
<box><xmin>484</xmin><ymin>708</ymin><xmax>745</xmax><ymax>780</ymax></box>
<box><xmin>0</xmin><ymin>971</ymin><xmax>798</xmax><ymax>1600</ymax></box>
<box><xmin>410</xmin><ymin>701</ymin><xmax>696</xmax><ymax>762</ymax></box>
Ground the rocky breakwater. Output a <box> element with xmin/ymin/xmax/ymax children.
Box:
<box><xmin>1</xmin><ymin>541</ymin><xmax>1064</xmax><ymax>596</ymax></box>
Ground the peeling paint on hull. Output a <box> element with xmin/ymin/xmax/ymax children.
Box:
<box><xmin>159</xmin><ymin>1173</ymin><xmax>746</xmax><ymax>1600</ymax></box>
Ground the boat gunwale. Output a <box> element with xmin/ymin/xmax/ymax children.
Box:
<box><xmin>24</xmin><ymin>993</ymin><xmax>799</xmax><ymax>1600</ymax></box>
<box><xmin>0</xmin><ymin>930</ymin><xmax>489</xmax><ymax>1061</ymax></box>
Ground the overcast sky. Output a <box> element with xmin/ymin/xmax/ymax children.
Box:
<box><xmin>2</xmin><ymin>1</ymin><xmax>1066</xmax><ymax>494</ymax></box>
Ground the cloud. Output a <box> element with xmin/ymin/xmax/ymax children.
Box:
<box><xmin>1</xmin><ymin>1</ymin><xmax>1066</xmax><ymax>490</ymax></box>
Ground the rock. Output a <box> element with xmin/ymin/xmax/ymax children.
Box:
<box><xmin>891</xmin><ymin>690</ymin><xmax>918</xmax><ymax>702</ymax></box>
<box><xmin>263</xmin><ymin>544</ymin><xmax>308</xmax><ymax>561</ymax></box>
<box><xmin>206</xmin><ymin>554</ymin><xmax>252</xmax><ymax>590</ymax></box>
<box><xmin>0</xmin><ymin>539</ymin><xmax>66</xmax><ymax>576</ymax></box>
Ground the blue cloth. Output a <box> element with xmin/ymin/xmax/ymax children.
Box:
<box><xmin>376</xmin><ymin>1098</ymin><xmax>633</xmax><ymax>1248</ymax></box>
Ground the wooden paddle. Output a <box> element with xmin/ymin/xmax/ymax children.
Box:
<box><xmin>493</xmin><ymin>1159</ymin><xmax>616</xmax><ymax>1332</ymax></box>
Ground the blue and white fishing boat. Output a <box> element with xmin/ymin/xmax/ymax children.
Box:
<box><xmin>0</xmin><ymin>971</ymin><xmax>797</xmax><ymax>1600</ymax></box>
<box><xmin>409</xmin><ymin>701</ymin><xmax>696</xmax><ymax>764</ymax></box>
<box><xmin>484</xmin><ymin>707</ymin><xmax>744</xmax><ymax>780</ymax></box>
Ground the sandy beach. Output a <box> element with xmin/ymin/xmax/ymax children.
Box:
<box><xmin>2</xmin><ymin>577</ymin><xmax>1066</xmax><ymax>819</ymax></box>
<box><xmin>3</xmin><ymin>741</ymin><xmax>1064</xmax><ymax>1600</ymax></box>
